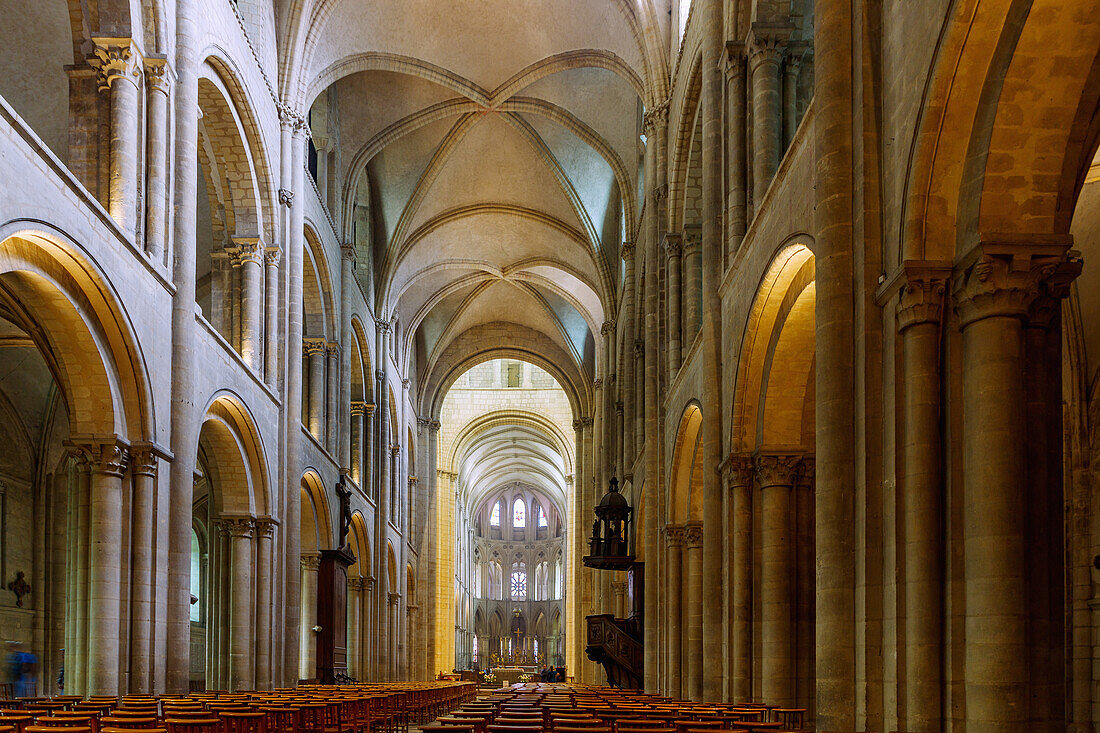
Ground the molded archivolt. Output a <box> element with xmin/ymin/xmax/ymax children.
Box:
<box><xmin>902</xmin><ymin>0</ymin><xmax>1100</xmax><ymax>261</ymax></box>
<box><xmin>730</xmin><ymin>242</ymin><xmax>816</xmax><ymax>455</ymax></box>
<box><xmin>301</xmin><ymin>469</ymin><xmax>334</xmax><ymax>553</ymax></box>
<box><xmin>199</xmin><ymin>395</ymin><xmax>271</xmax><ymax>517</ymax></box>
<box><xmin>668</xmin><ymin>402</ymin><xmax>703</xmax><ymax>524</ymax></box>
<box><xmin>0</xmin><ymin>229</ymin><xmax>154</xmax><ymax>442</ymax></box>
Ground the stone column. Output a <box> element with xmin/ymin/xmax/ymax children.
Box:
<box><xmin>144</xmin><ymin>58</ymin><xmax>170</xmax><ymax>260</ymax></box>
<box><xmin>642</xmin><ymin>100</ymin><xmax>668</xmax><ymax>694</ymax></box>
<box><xmin>633</xmin><ymin>340</ymin><xmax>645</xmax><ymax>455</ymax></box>
<box><xmin>748</xmin><ymin>24</ymin><xmax>789</xmax><ymax>208</ymax></box>
<box><xmin>756</xmin><ymin>453</ymin><xmax>801</xmax><ymax>708</ymax></box>
<box><xmin>683</xmin><ymin>522</ymin><xmax>703</xmax><ymax>700</ymax></box>
<box><xmin>896</xmin><ymin>265</ymin><xmax>949</xmax><ymax>731</ymax></box>
<box><xmin>92</xmin><ymin>39</ymin><xmax>141</xmax><ymax>237</ymax></box>
<box><xmin>236</xmin><ymin>238</ymin><xmax>265</xmax><ymax>371</ymax></box>
<box><xmin>229</xmin><ymin>246</ymin><xmax>243</xmax><ymax>349</ymax></box>
<box><xmin>283</xmin><ymin>112</ymin><xmax>310</xmax><ymax>687</ymax></box>
<box><xmin>351</xmin><ymin>402</ymin><xmax>366</xmax><ymax>485</ymax></box>
<box><xmin>612</xmin><ymin>580</ymin><xmax>627</xmax><ymax>619</ymax></box>
<box><xmin>699</xmin><ymin>0</ymin><xmax>726</xmax><ymax>699</ymax></box>
<box><xmin>340</xmin><ymin>244</ymin><xmax>356</xmax><ymax>469</ymax></box>
<box><xmin>664</xmin><ymin>525</ymin><xmax>684</xmax><ymax>698</ymax></box>
<box><xmin>620</xmin><ymin>243</ymin><xmax>636</xmax><ymax>467</ymax></box>
<box><xmin>682</xmin><ymin>231</ymin><xmax>701</xmax><ymax>345</ymax></box>
<box><xmin>300</xmin><ymin>554</ymin><xmax>320</xmax><ymax>680</ymax></box>
<box><xmin>782</xmin><ymin>49</ymin><xmax>805</xmax><ymax>146</ymax></box>
<box><xmin>327</xmin><ymin>342</ymin><xmax>340</xmax><ymax>453</ymax></box>
<box><xmin>725</xmin><ymin>42</ymin><xmax>748</xmax><ymax>257</ymax></box>
<box><xmin>347</xmin><ymin>577</ymin><xmax>363</xmax><ymax>679</ymax></box>
<box><xmin>225</xmin><ymin>517</ymin><xmax>255</xmax><ymax>691</ymax></box>
<box><xmin>954</xmin><ymin>249</ymin><xmax>1064</xmax><ymax>732</ymax></box>
<box><xmin>726</xmin><ymin>455</ymin><xmax>754</xmax><ymax>701</ymax></box>
<box><xmin>364</xmin><ymin>404</ymin><xmax>377</xmax><ymax>492</ymax></box>
<box><xmin>665</xmin><ymin>234</ymin><xmax>683</xmax><ymax>373</ymax></box>
<box><xmin>86</xmin><ymin>440</ymin><xmax>127</xmax><ymax>695</ymax></box>
<box><xmin>263</xmin><ymin>248</ymin><xmax>281</xmax><ymax>385</ymax></box>
<box><xmin>813</xmin><ymin>0</ymin><xmax>856</xmax><ymax>724</ymax></box>
<box><xmin>129</xmin><ymin>446</ymin><xmax>158</xmax><ymax>693</ymax></box>
<box><xmin>255</xmin><ymin>517</ymin><xmax>277</xmax><ymax>690</ymax></box>
<box><xmin>305</xmin><ymin>339</ymin><xmax>326</xmax><ymax>439</ymax></box>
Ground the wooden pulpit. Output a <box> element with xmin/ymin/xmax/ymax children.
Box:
<box><xmin>316</xmin><ymin>546</ymin><xmax>355</xmax><ymax>683</ymax></box>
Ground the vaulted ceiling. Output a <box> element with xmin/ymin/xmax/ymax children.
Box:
<box><xmin>293</xmin><ymin>0</ymin><xmax>652</xmax><ymax>396</ymax></box>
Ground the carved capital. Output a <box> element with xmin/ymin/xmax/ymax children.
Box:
<box><xmin>642</xmin><ymin>98</ymin><xmax>669</xmax><ymax>136</ymax></box>
<box><xmin>144</xmin><ymin>57</ymin><xmax>171</xmax><ymax>95</ymax></box>
<box><xmin>724</xmin><ymin>40</ymin><xmax>747</xmax><ymax>79</ymax></box>
<box><xmin>654</xmin><ymin>184</ymin><xmax>669</xmax><ymax>204</ymax></box>
<box><xmin>130</xmin><ymin>445</ymin><xmax>158</xmax><ymax>478</ymax></box>
<box><xmin>300</xmin><ymin>554</ymin><xmax>321</xmax><ymax>571</ymax></box>
<box><xmin>722</xmin><ymin>454</ymin><xmax>754</xmax><ymax>488</ymax></box>
<box><xmin>390</xmin><ymin>444</ymin><xmax>401</xmax><ymax>456</ymax></box>
<box><xmin>663</xmin><ymin>233</ymin><xmax>683</xmax><ymax>259</ymax></box>
<box><xmin>76</xmin><ymin>439</ymin><xmax>129</xmax><ymax>477</ymax></box>
<box><xmin>222</xmin><ymin>516</ymin><xmax>255</xmax><ymax>539</ymax></box>
<box><xmin>746</xmin><ymin>23</ymin><xmax>793</xmax><ymax>69</ymax></box>
<box><xmin>303</xmin><ymin>338</ymin><xmax>326</xmax><ymax>357</ymax></box>
<box><xmin>797</xmin><ymin>458</ymin><xmax>816</xmax><ymax>490</ymax></box>
<box><xmin>91</xmin><ymin>38</ymin><xmax>139</xmax><ymax>91</ymax></box>
<box><xmin>682</xmin><ymin>226</ymin><xmax>701</xmax><ymax>252</ymax></box>
<box><xmin>634</xmin><ymin>339</ymin><xmax>645</xmax><ymax>356</ymax></box>
<box><xmin>264</xmin><ymin>247</ymin><xmax>281</xmax><ymax>267</ymax></box>
<box><xmin>620</xmin><ymin>242</ymin><xmax>635</xmax><ymax>261</ymax></box>
<box><xmin>351</xmin><ymin>401</ymin><xmax>368</xmax><ymax>417</ymax></box>
<box><xmin>375</xmin><ymin>369</ymin><xmax>386</xmax><ymax>383</ymax></box>
<box><xmin>233</xmin><ymin>237</ymin><xmax>264</xmax><ymax>266</ymax></box>
<box><xmin>341</xmin><ymin>243</ymin><xmax>356</xmax><ymax>262</ymax></box>
<box><xmin>593</xmin><ymin>378</ymin><xmax>603</xmax><ymax>390</ymax></box>
<box><xmin>388</xmin><ymin>591</ymin><xmax>401</xmax><ymax>606</ymax></box>
<box><xmin>278</xmin><ymin>189</ymin><xmax>294</xmax><ymax>208</ymax></box>
<box><xmin>896</xmin><ymin>262</ymin><xmax>951</xmax><ymax>331</ymax></box>
<box><xmin>952</xmin><ymin>250</ymin><xmax>1062</xmax><ymax>328</ymax></box>
<box><xmin>255</xmin><ymin>517</ymin><xmax>278</xmax><ymax>539</ymax></box>
<box><xmin>663</xmin><ymin>524</ymin><xmax>685</xmax><ymax>548</ymax></box>
<box><xmin>754</xmin><ymin>453</ymin><xmax>803</xmax><ymax>489</ymax></box>
<box><xmin>347</xmin><ymin>577</ymin><xmax>366</xmax><ymax>592</ymax></box>
<box><xmin>601</xmin><ymin>320</ymin><xmax>616</xmax><ymax>336</ymax></box>
<box><xmin>364</xmin><ymin>403</ymin><xmax>377</xmax><ymax>417</ymax></box>
<box><xmin>326</xmin><ymin>341</ymin><xmax>340</xmax><ymax>358</ymax></box>
<box><xmin>409</xmin><ymin>476</ymin><xmax>419</xmax><ymax>488</ymax></box>
<box><xmin>375</xmin><ymin>319</ymin><xmax>392</xmax><ymax>334</ymax></box>
<box><xmin>683</xmin><ymin>522</ymin><xmax>703</xmax><ymax>549</ymax></box>
<box><xmin>429</xmin><ymin>419</ymin><xmax>441</xmax><ymax>431</ymax></box>
<box><xmin>417</xmin><ymin>416</ymin><xmax>432</xmax><ymax>430</ymax></box>
<box><xmin>402</xmin><ymin>378</ymin><xmax>411</xmax><ymax>390</ymax></box>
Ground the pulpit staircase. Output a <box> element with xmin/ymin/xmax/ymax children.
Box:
<box><xmin>585</xmin><ymin>613</ymin><xmax>643</xmax><ymax>689</ymax></box>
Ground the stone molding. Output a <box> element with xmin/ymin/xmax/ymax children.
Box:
<box><xmin>72</xmin><ymin>439</ymin><xmax>129</xmax><ymax>477</ymax></box>
<box><xmin>303</xmin><ymin>338</ymin><xmax>326</xmax><ymax>356</ymax></box>
<box><xmin>375</xmin><ymin>369</ymin><xmax>386</xmax><ymax>382</ymax></box>
<box><xmin>642</xmin><ymin>99</ymin><xmax>669</xmax><ymax>136</ymax></box>
<box><xmin>264</xmin><ymin>247</ymin><xmax>281</xmax><ymax>267</ymax></box>
<box><xmin>347</xmin><ymin>577</ymin><xmax>367</xmax><ymax>592</ymax></box>
<box><xmin>390</xmin><ymin>444</ymin><xmax>401</xmax><ymax>456</ymax></box>
<box><xmin>754</xmin><ymin>453</ymin><xmax>803</xmax><ymax>489</ymax></box>
<box><xmin>351</xmin><ymin>401</ymin><xmax>367</xmax><ymax>417</ymax></box>
<box><xmin>278</xmin><ymin>189</ymin><xmax>294</xmax><ymax>208</ymax></box>
<box><xmin>593</xmin><ymin>378</ymin><xmax>603</xmax><ymax>389</ymax></box>
<box><xmin>620</xmin><ymin>242</ymin><xmax>635</xmax><ymax>261</ymax></box>
<box><xmin>326</xmin><ymin>342</ymin><xmax>340</xmax><ymax>357</ymax></box>
<box><xmin>634</xmin><ymin>339</ymin><xmax>645</xmax><ymax>356</ymax></box>
<box><xmin>375</xmin><ymin>319</ymin><xmax>392</xmax><ymax>334</ymax></box>
<box><xmin>683</xmin><ymin>522</ymin><xmax>703</xmax><ymax>548</ymax></box>
<box><xmin>601</xmin><ymin>320</ymin><xmax>616</xmax><ymax>335</ymax></box>
<box><xmin>301</xmin><ymin>554</ymin><xmax>321</xmax><ymax>571</ymax></box>
<box><xmin>409</xmin><ymin>477</ymin><xmax>419</xmax><ymax>488</ymax></box>
<box><xmin>388</xmin><ymin>592</ymin><xmax>401</xmax><ymax>606</ymax></box>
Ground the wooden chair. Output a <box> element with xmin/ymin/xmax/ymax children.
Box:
<box><xmin>99</xmin><ymin>719</ymin><xmax>158</xmax><ymax>731</ymax></box>
<box><xmin>33</xmin><ymin>715</ymin><xmax>97</xmax><ymax>733</ymax></box>
<box><xmin>163</xmin><ymin>718</ymin><xmax>220</xmax><ymax>733</ymax></box>
<box><xmin>216</xmin><ymin>711</ymin><xmax>267</xmax><ymax>733</ymax></box>
<box><xmin>0</xmin><ymin>715</ymin><xmax>34</xmax><ymax>733</ymax></box>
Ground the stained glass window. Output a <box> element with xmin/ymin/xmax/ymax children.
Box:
<box><xmin>513</xmin><ymin>498</ymin><xmax>526</xmax><ymax>528</ymax></box>
<box><xmin>490</xmin><ymin>501</ymin><xmax>501</xmax><ymax>526</ymax></box>
<box><xmin>537</xmin><ymin>504</ymin><xmax>548</xmax><ymax>528</ymax></box>
<box><xmin>511</xmin><ymin>568</ymin><xmax>527</xmax><ymax>600</ymax></box>
<box><xmin>472</xmin><ymin>636</ymin><xmax>479</xmax><ymax>662</ymax></box>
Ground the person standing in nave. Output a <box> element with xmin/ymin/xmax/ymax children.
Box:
<box><xmin>6</xmin><ymin>641</ymin><xmax>37</xmax><ymax>697</ymax></box>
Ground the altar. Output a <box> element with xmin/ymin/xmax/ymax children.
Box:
<box><xmin>490</xmin><ymin>665</ymin><xmax>538</xmax><ymax>687</ymax></box>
